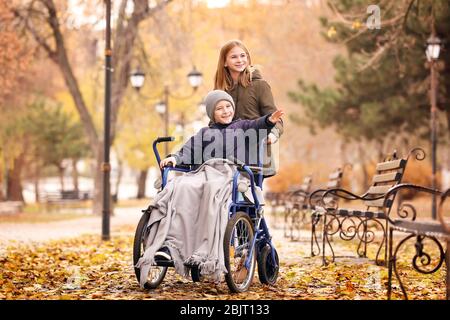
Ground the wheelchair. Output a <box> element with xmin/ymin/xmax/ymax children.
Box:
<box><xmin>133</xmin><ymin>136</ymin><xmax>279</xmax><ymax>293</ymax></box>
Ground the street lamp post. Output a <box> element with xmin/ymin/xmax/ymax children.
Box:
<box><xmin>426</xmin><ymin>33</ymin><xmax>441</xmax><ymax>220</ymax></box>
<box><xmin>102</xmin><ymin>0</ymin><xmax>112</xmax><ymax>241</ymax></box>
<box><xmin>130</xmin><ymin>67</ymin><xmax>203</xmax><ymax>157</ymax></box>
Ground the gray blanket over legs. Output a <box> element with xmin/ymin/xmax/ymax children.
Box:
<box><xmin>135</xmin><ymin>158</ymin><xmax>238</xmax><ymax>288</ymax></box>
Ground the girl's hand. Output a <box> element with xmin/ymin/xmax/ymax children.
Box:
<box><xmin>160</xmin><ymin>156</ymin><xmax>177</xmax><ymax>169</ymax></box>
<box><xmin>268</xmin><ymin>109</ymin><xmax>284</xmax><ymax>124</ymax></box>
<box><xmin>267</xmin><ymin>132</ymin><xmax>278</xmax><ymax>145</ymax></box>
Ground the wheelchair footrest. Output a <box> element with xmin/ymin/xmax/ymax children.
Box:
<box><xmin>155</xmin><ymin>259</ymin><xmax>174</xmax><ymax>267</ymax></box>
<box><xmin>183</xmin><ymin>261</ymin><xmax>200</xmax><ymax>268</ymax></box>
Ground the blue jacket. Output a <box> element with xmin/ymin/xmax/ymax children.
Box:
<box><xmin>173</xmin><ymin>114</ymin><xmax>275</xmax><ymax>167</ymax></box>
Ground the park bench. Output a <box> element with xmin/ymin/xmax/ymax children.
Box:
<box><xmin>385</xmin><ymin>184</ymin><xmax>450</xmax><ymax>300</ymax></box>
<box><xmin>0</xmin><ymin>201</ymin><xmax>23</xmax><ymax>215</ymax></box>
<box><xmin>308</xmin><ymin>165</ymin><xmax>351</xmax><ymax>256</ymax></box>
<box><xmin>318</xmin><ymin>148</ymin><xmax>425</xmax><ymax>266</ymax></box>
<box><xmin>265</xmin><ymin>191</ymin><xmax>290</xmax><ymax>230</ymax></box>
<box><xmin>283</xmin><ymin>175</ymin><xmax>313</xmax><ymax>241</ymax></box>
<box><xmin>265</xmin><ymin>191</ymin><xmax>283</xmax><ymax>207</ymax></box>
<box><xmin>42</xmin><ymin>190</ymin><xmax>93</xmax><ymax>210</ymax></box>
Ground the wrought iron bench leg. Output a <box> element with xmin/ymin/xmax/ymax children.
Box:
<box><xmin>363</xmin><ymin>219</ymin><xmax>368</xmax><ymax>257</ymax></box>
<box><xmin>311</xmin><ymin>213</ymin><xmax>321</xmax><ymax>257</ymax></box>
<box><xmin>446</xmin><ymin>241</ymin><xmax>450</xmax><ymax>300</ymax></box>
<box><xmin>322</xmin><ymin>213</ymin><xmax>328</xmax><ymax>265</ymax></box>
<box><xmin>283</xmin><ymin>208</ymin><xmax>289</xmax><ymax>238</ymax></box>
<box><xmin>322</xmin><ymin>213</ymin><xmax>335</xmax><ymax>265</ymax></box>
<box><xmin>384</xmin><ymin>219</ymin><xmax>389</xmax><ymax>266</ymax></box>
<box><xmin>387</xmin><ymin>227</ymin><xmax>394</xmax><ymax>300</ymax></box>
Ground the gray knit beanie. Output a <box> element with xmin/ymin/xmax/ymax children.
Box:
<box><xmin>203</xmin><ymin>90</ymin><xmax>235</xmax><ymax>122</ymax></box>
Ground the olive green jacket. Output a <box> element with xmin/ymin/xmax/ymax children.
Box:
<box><xmin>227</xmin><ymin>68</ymin><xmax>283</xmax><ymax>176</ymax></box>
<box><xmin>227</xmin><ymin>68</ymin><xmax>284</xmax><ymax>139</ymax></box>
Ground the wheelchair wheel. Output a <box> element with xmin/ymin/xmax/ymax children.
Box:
<box><xmin>223</xmin><ymin>212</ymin><xmax>256</xmax><ymax>293</ymax></box>
<box><xmin>257</xmin><ymin>245</ymin><xmax>279</xmax><ymax>285</ymax></box>
<box><xmin>133</xmin><ymin>211</ymin><xmax>167</xmax><ymax>289</ymax></box>
<box><xmin>190</xmin><ymin>264</ymin><xmax>203</xmax><ymax>282</ymax></box>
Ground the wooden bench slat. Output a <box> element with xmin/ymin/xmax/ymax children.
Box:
<box><xmin>303</xmin><ymin>176</ymin><xmax>312</xmax><ymax>182</ymax></box>
<box><xmin>300</xmin><ymin>183</ymin><xmax>310</xmax><ymax>189</ymax></box>
<box><xmin>366</xmin><ymin>185</ymin><xmax>392</xmax><ymax>195</ymax></box>
<box><xmin>326</xmin><ymin>180</ymin><xmax>340</xmax><ymax>188</ymax></box>
<box><xmin>372</xmin><ymin>172</ymin><xmax>401</xmax><ymax>183</ymax></box>
<box><xmin>376</xmin><ymin>159</ymin><xmax>406</xmax><ymax>171</ymax></box>
<box><xmin>328</xmin><ymin>171</ymin><xmax>343</xmax><ymax>180</ymax></box>
<box><xmin>364</xmin><ymin>198</ymin><xmax>392</xmax><ymax>208</ymax></box>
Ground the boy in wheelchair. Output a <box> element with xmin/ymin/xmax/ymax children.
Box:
<box><xmin>135</xmin><ymin>90</ymin><xmax>283</xmax><ymax>290</ymax></box>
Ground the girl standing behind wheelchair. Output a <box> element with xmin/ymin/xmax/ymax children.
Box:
<box><xmin>135</xmin><ymin>90</ymin><xmax>283</xmax><ymax>288</ymax></box>
<box><xmin>214</xmin><ymin>39</ymin><xmax>283</xmax><ymax>176</ymax></box>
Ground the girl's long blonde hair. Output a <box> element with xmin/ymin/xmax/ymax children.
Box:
<box><xmin>214</xmin><ymin>40</ymin><xmax>253</xmax><ymax>91</ymax></box>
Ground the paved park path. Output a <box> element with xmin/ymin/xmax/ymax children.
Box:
<box><xmin>0</xmin><ymin>207</ymin><xmax>143</xmax><ymax>244</ymax></box>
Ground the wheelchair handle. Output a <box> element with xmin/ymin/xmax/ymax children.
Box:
<box><xmin>152</xmin><ymin>136</ymin><xmax>175</xmax><ymax>165</ymax></box>
<box><xmin>156</xmin><ymin>136</ymin><xmax>175</xmax><ymax>143</ymax></box>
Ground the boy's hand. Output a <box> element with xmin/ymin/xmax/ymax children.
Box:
<box><xmin>268</xmin><ymin>109</ymin><xmax>284</xmax><ymax>124</ymax></box>
<box><xmin>160</xmin><ymin>156</ymin><xmax>177</xmax><ymax>169</ymax></box>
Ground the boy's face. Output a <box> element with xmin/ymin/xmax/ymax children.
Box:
<box><xmin>213</xmin><ymin>100</ymin><xmax>235</xmax><ymax>124</ymax></box>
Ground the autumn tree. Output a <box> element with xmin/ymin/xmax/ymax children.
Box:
<box><xmin>0</xmin><ymin>0</ymin><xmax>30</xmax><ymax>102</ymax></box>
<box><xmin>289</xmin><ymin>0</ymin><xmax>450</xmax><ymax>163</ymax></box>
<box><xmin>24</xmin><ymin>100</ymin><xmax>90</xmax><ymax>195</ymax></box>
<box><xmin>0</xmin><ymin>0</ymin><xmax>33</xmax><ymax>201</ymax></box>
<box><xmin>13</xmin><ymin>0</ymin><xmax>172</xmax><ymax>213</ymax></box>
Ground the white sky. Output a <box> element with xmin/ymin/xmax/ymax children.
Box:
<box><xmin>206</xmin><ymin>0</ymin><xmax>230</xmax><ymax>8</ymax></box>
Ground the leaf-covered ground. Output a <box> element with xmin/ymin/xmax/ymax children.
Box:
<box><xmin>0</xmin><ymin>224</ymin><xmax>446</xmax><ymax>300</ymax></box>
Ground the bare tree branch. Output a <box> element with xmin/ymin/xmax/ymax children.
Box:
<box><xmin>37</xmin><ymin>0</ymin><xmax>99</xmax><ymax>151</ymax></box>
<box><xmin>109</xmin><ymin>0</ymin><xmax>173</xmax><ymax>142</ymax></box>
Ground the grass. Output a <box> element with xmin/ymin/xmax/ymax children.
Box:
<box><xmin>0</xmin><ymin>211</ymin><xmax>91</xmax><ymax>224</ymax></box>
<box><xmin>0</xmin><ymin>198</ymin><xmax>152</xmax><ymax>224</ymax></box>
<box><xmin>0</xmin><ymin>202</ymin><xmax>91</xmax><ymax>224</ymax></box>
<box><xmin>115</xmin><ymin>198</ymin><xmax>152</xmax><ymax>208</ymax></box>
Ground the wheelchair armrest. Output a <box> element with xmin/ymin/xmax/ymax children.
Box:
<box><xmin>237</xmin><ymin>165</ymin><xmax>263</xmax><ymax>175</ymax></box>
<box><xmin>174</xmin><ymin>164</ymin><xmax>192</xmax><ymax>170</ymax></box>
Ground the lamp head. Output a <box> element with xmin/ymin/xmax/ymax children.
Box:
<box><xmin>187</xmin><ymin>66</ymin><xmax>203</xmax><ymax>89</ymax></box>
<box><xmin>130</xmin><ymin>69</ymin><xmax>145</xmax><ymax>90</ymax></box>
<box><xmin>426</xmin><ymin>35</ymin><xmax>442</xmax><ymax>61</ymax></box>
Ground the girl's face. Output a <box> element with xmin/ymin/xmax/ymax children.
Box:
<box><xmin>225</xmin><ymin>46</ymin><xmax>248</xmax><ymax>74</ymax></box>
<box><xmin>213</xmin><ymin>100</ymin><xmax>235</xmax><ymax>124</ymax></box>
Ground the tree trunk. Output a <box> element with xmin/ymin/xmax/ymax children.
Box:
<box><xmin>113</xmin><ymin>151</ymin><xmax>123</xmax><ymax>203</ymax></box>
<box><xmin>0</xmin><ymin>187</ymin><xmax>4</xmax><ymax>201</ymax></box>
<box><xmin>7</xmin><ymin>153</ymin><xmax>25</xmax><ymax>202</ymax></box>
<box><xmin>58</xmin><ymin>165</ymin><xmax>65</xmax><ymax>192</ymax></box>
<box><xmin>72</xmin><ymin>158</ymin><xmax>79</xmax><ymax>194</ymax></box>
<box><xmin>446</xmin><ymin>109</ymin><xmax>450</xmax><ymax>170</ymax></box>
<box><xmin>357</xmin><ymin>143</ymin><xmax>369</xmax><ymax>192</ymax></box>
<box><xmin>339</xmin><ymin>140</ymin><xmax>347</xmax><ymax>167</ymax></box>
<box><xmin>136</xmin><ymin>169</ymin><xmax>148</xmax><ymax>199</ymax></box>
<box><xmin>34</xmin><ymin>162</ymin><xmax>40</xmax><ymax>203</ymax></box>
<box><xmin>0</xmin><ymin>172</ymin><xmax>4</xmax><ymax>201</ymax></box>
<box><xmin>375</xmin><ymin>139</ymin><xmax>384</xmax><ymax>162</ymax></box>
